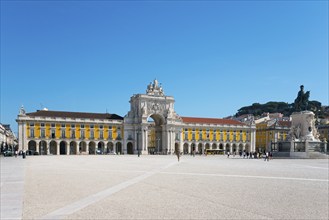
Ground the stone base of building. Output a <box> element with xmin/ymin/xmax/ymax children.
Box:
<box><xmin>271</xmin><ymin>140</ymin><xmax>328</xmax><ymax>159</ymax></box>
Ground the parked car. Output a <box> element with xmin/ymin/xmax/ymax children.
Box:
<box><xmin>3</xmin><ymin>151</ymin><xmax>13</xmax><ymax>157</ymax></box>
<box><xmin>96</xmin><ymin>149</ymin><xmax>104</xmax><ymax>155</ymax></box>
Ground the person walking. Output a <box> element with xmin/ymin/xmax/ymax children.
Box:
<box><xmin>265</xmin><ymin>151</ymin><xmax>269</xmax><ymax>161</ymax></box>
<box><xmin>176</xmin><ymin>150</ymin><xmax>180</xmax><ymax>162</ymax></box>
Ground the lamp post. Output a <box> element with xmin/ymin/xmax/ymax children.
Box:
<box><xmin>137</xmin><ymin>130</ymin><xmax>140</xmax><ymax>157</ymax></box>
<box><xmin>156</xmin><ymin>138</ymin><xmax>160</xmax><ymax>154</ymax></box>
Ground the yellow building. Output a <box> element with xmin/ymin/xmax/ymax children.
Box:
<box><xmin>318</xmin><ymin>124</ymin><xmax>329</xmax><ymax>142</ymax></box>
<box><xmin>256</xmin><ymin>119</ymin><xmax>291</xmax><ymax>152</ymax></box>
<box><xmin>17</xmin><ymin>79</ymin><xmax>256</xmax><ymax>155</ymax></box>
<box><xmin>17</xmin><ymin>109</ymin><xmax>124</xmax><ymax>155</ymax></box>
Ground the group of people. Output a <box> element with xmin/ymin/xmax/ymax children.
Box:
<box><xmin>227</xmin><ymin>150</ymin><xmax>273</xmax><ymax>161</ymax></box>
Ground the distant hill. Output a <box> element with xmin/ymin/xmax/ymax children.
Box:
<box><xmin>235</xmin><ymin>100</ymin><xmax>326</xmax><ymax>118</ymax></box>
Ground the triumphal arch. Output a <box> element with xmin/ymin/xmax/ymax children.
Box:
<box><xmin>124</xmin><ymin>79</ymin><xmax>183</xmax><ymax>155</ymax></box>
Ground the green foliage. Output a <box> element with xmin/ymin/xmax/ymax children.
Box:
<box><xmin>235</xmin><ymin>85</ymin><xmax>327</xmax><ymax>118</ymax></box>
<box><xmin>235</xmin><ymin>101</ymin><xmax>324</xmax><ymax>118</ymax></box>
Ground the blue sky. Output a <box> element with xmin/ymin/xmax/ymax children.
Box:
<box><xmin>1</xmin><ymin>0</ymin><xmax>328</xmax><ymax>134</ymax></box>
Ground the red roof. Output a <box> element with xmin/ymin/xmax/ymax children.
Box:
<box><xmin>181</xmin><ymin>117</ymin><xmax>244</xmax><ymax>126</ymax></box>
<box><xmin>277</xmin><ymin>121</ymin><xmax>291</xmax><ymax>127</ymax></box>
<box><xmin>26</xmin><ymin>110</ymin><xmax>123</xmax><ymax>120</ymax></box>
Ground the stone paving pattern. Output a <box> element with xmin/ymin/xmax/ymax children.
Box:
<box><xmin>1</xmin><ymin>155</ymin><xmax>328</xmax><ymax>219</ymax></box>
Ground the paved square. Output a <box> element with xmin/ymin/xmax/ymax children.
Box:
<box><xmin>1</xmin><ymin>155</ymin><xmax>328</xmax><ymax>219</ymax></box>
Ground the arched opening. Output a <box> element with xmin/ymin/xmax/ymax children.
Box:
<box><xmin>70</xmin><ymin>141</ymin><xmax>77</xmax><ymax>155</ymax></box>
<box><xmin>238</xmin><ymin>144</ymin><xmax>243</xmax><ymax>153</ymax></box>
<box><xmin>212</xmin><ymin>143</ymin><xmax>217</xmax><ymax>149</ymax></box>
<box><xmin>28</xmin><ymin>140</ymin><xmax>37</xmax><ymax>155</ymax></box>
<box><xmin>232</xmin><ymin>143</ymin><xmax>237</xmax><ymax>153</ymax></box>
<box><xmin>97</xmin><ymin>142</ymin><xmax>105</xmax><ymax>154</ymax></box>
<box><xmin>225</xmin><ymin>143</ymin><xmax>230</xmax><ymax>153</ymax></box>
<box><xmin>107</xmin><ymin>142</ymin><xmax>114</xmax><ymax>154</ymax></box>
<box><xmin>198</xmin><ymin>143</ymin><xmax>203</xmax><ymax>154</ymax></box>
<box><xmin>60</xmin><ymin>141</ymin><xmax>67</xmax><ymax>155</ymax></box>
<box><xmin>219</xmin><ymin>143</ymin><xmax>224</xmax><ymax>150</ymax></box>
<box><xmin>183</xmin><ymin>143</ymin><xmax>189</xmax><ymax>154</ymax></box>
<box><xmin>116</xmin><ymin>142</ymin><xmax>122</xmax><ymax>154</ymax></box>
<box><xmin>147</xmin><ymin>114</ymin><xmax>165</xmax><ymax>154</ymax></box>
<box><xmin>89</xmin><ymin>142</ymin><xmax>96</xmax><ymax>154</ymax></box>
<box><xmin>49</xmin><ymin>141</ymin><xmax>57</xmax><ymax>155</ymax></box>
<box><xmin>79</xmin><ymin>141</ymin><xmax>87</xmax><ymax>154</ymax></box>
<box><xmin>39</xmin><ymin>140</ymin><xmax>47</xmax><ymax>155</ymax></box>
<box><xmin>127</xmin><ymin>142</ymin><xmax>133</xmax><ymax>154</ymax></box>
<box><xmin>245</xmin><ymin>144</ymin><xmax>250</xmax><ymax>152</ymax></box>
<box><xmin>205</xmin><ymin>143</ymin><xmax>210</xmax><ymax>150</ymax></box>
<box><xmin>191</xmin><ymin>143</ymin><xmax>196</xmax><ymax>155</ymax></box>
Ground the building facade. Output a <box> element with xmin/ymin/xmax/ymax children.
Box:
<box><xmin>256</xmin><ymin>119</ymin><xmax>291</xmax><ymax>152</ymax></box>
<box><xmin>318</xmin><ymin>124</ymin><xmax>329</xmax><ymax>142</ymax></box>
<box><xmin>17</xmin><ymin>80</ymin><xmax>256</xmax><ymax>155</ymax></box>
<box><xmin>0</xmin><ymin>124</ymin><xmax>18</xmax><ymax>153</ymax></box>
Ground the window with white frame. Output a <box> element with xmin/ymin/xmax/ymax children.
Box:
<box><xmin>41</xmin><ymin>129</ymin><xmax>45</xmax><ymax>138</ymax></box>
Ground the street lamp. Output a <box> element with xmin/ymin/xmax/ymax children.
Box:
<box><xmin>137</xmin><ymin>130</ymin><xmax>140</xmax><ymax>157</ymax></box>
<box><xmin>156</xmin><ymin>138</ymin><xmax>160</xmax><ymax>154</ymax></box>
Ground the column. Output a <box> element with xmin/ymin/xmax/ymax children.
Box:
<box><xmin>56</xmin><ymin>143</ymin><xmax>60</xmax><ymax>155</ymax></box>
<box><xmin>18</xmin><ymin>122</ymin><xmax>24</xmax><ymax>151</ymax></box>
<box><xmin>169</xmin><ymin>130</ymin><xmax>173</xmax><ymax>154</ymax></box>
<box><xmin>161</xmin><ymin>127</ymin><xmax>166</xmax><ymax>153</ymax></box>
<box><xmin>251</xmin><ymin>129</ymin><xmax>256</xmax><ymax>152</ymax></box>
<box><xmin>144</xmin><ymin>129</ymin><xmax>148</xmax><ymax>152</ymax></box>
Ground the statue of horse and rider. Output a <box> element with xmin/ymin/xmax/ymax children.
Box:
<box><xmin>294</xmin><ymin>85</ymin><xmax>310</xmax><ymax>111</ymax></box>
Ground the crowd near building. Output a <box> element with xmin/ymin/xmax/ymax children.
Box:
<box><xmin>10</xmin><ymin>80</ymin><xmax>329</xmax><ymax>156</ymax></box>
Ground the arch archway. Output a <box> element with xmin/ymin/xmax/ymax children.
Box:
<box><xmin>89</xmin><ymin>142</ymin><xmax>96</xmax><ymax>154</ymax></box>
<box><xmin>232</xmin><ymin>143</ymin><xmax>237</xmax><ymax>153</ymax></box>
<box><xmin>183</xmin><ymin>143</ymin><xmax>189</xmax><ymax>154</ymax></box>
<box><xmin>212</xmin><ymin>143</ymin><xmax>217</xmax><ymax>149</ymax></box>
<box><xmin>127</xmin><ymin>142</ymin><xmax>133</xmax><ymax>154</ymax></box>
<box><xmin>49</xmin><ymin>141</ymin><xmax>57</xmax><ymax>155</ymax></box>
<box><xmin>39</xmin><ymin>140</ymin><xmax>47</xmax><ymax>155</ymax></box>
<box><xmin>97</xmin><ymin>142</ymin><xmax>105</xmax><ymax>154</ymax></box>
<box><xmin>147</xmin><ymin>114</ymin><xmax>166</xmax><ymax>154</ymax></box>
<box><xmin>198</xmin><ymin>143</ymin><xmax>203</xmax><ymax>154</ymax></box>
<box><xmin>28</xmin><ymin>140</ymin><xmax>37</xmax><ymax>155</ymax></box>
<box><xmin>79</xmin><ymin>141</ymin><xmax>87</xmax><ymax>154</ymax></box>
<box><xmin>107</xmin><ymin>142</ymin><xmax>114</xmax><ymax>153</ymax></box>
<box><xmin>70</xmin><ymin>141</ymin><xmax>77</xmax><ymax>155</ymax></box>
<box><xmin>245</xmin><ymin>144</ymin><xmax>251</xmax><ymax>152</ymax></box>
<box><xmin>116</xmin><ymin>142</ymin><xmax>122</xmax><ymax>154</ymax></box>
<box><xmin>60</xmin><ymin>141</ymin><xmax>67</xmax><ymax>155</ymax></box>
<box><xmin>238</xmin><ymin>143</ymin><xmax>243</xmax><ymax>153</ymax></box>
<box><xmin>225</xmin><ymin>143</ymin><xmax>230</xmax><ymax>152</ymax></box>
<box><xmin>191</xmin><ymin>143</ymin><xmax>196</xmax><ymax>154</ymax></box>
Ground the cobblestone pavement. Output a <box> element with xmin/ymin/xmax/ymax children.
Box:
<box><xmin>1</xmin><ymin>155</ymin><xmax>328</xmax><ymax>219</ymax></box>
<box><xmin>1</xmin><ymin>156</ymin><xmax>25</xmax><ymax>220</ymax></box>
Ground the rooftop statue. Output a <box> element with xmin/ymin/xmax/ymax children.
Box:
<box><xmin>294</xmin><ymin>85</ymin><xmax>310</xmax><ymax>111</ymax></box>
<box><xmin>146</xmin><ymin>79</ymin><xmax>165</xmax><ymax>96</ymax></box>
